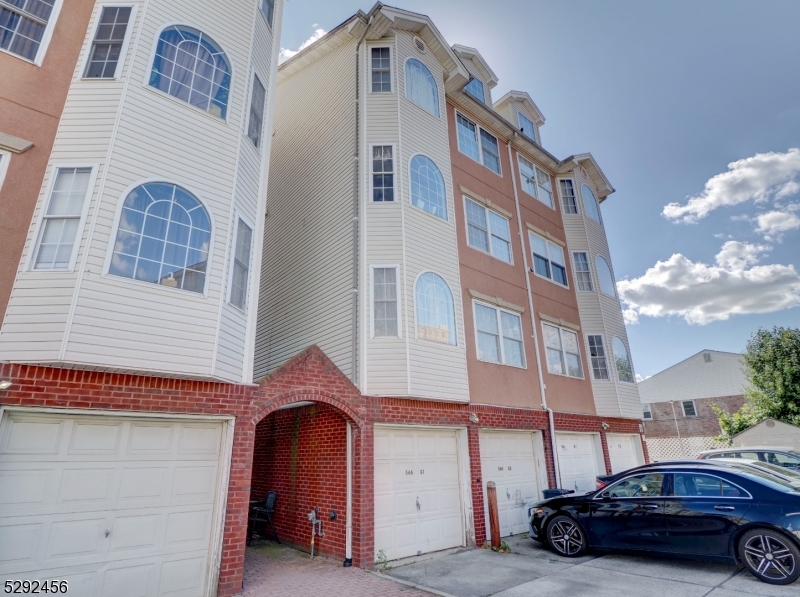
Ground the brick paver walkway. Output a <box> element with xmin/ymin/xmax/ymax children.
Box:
<box><xmin>242</xmin><ymin>542</ymin><xmax>429</xmax><ymax>597</ymax></box>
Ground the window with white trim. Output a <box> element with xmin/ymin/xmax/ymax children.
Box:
<box><xmin>464</xmin><ymin>198</ymin><xmax>511</xmax><ymax>263</ymax></box>
<box><xmin>572</xmin><ymin>252</ymin><xmax>593</xmax><ymax>291</ymax></box>
<box><xmin>543</xmin><ymin>323</ymin><xmax>583</xmax><ymax>378</ymax></box>
<box><xmin>642</xmin><ymin>403</ymin><xmax>653</xmax><ymax>420</ymax></box>
<box><xmin>612</xmin><ymin>336</ymin><xmax>634</xmax><ymax>383</ymax></box>
<box><xmin>456</xmin><ymin>113</ymin><xmax>501</xmax><ymax>175</ymax></box>
<box><xmin>373</xmin><ymin>267</ymin><xmax>398</xmax><ymax>337</ymax></box>
<box><xmin>581</xmin><ymin>183</ymin><xmax>601</xmax><ymax>222</ymax></box>
<box><xmin>405</xmin><ymin>58</ymin><xmax>439</xmax><ymax>117</ymax></box>
<box><xmin>415</xmin><ymin>272</ymin><xmax>455</xmax><ymax>345</ymax></box>
<box><xmin>247</xmin><ymin>74</ymin><xmax>266</xmax><ymax>148</ymax></box>
<box><xmin>518</xmin><ymin>156</ymin><xmax>552</xmax><ymax>208</ymax></box>
<box><xmin>33</xmin><ymin>167</ymin><xmax>92</xmax><ymax>270</ymax></box>
<box><xmin>474</xmin><ymin>302</ymin><xmax>525</xmax><ymax>367</ymax></box>
<box><xmin>372</xmin><ymin>146</ymin><xmax>394</xmax><ymax>202</ymax></box>
<box><xmin>681</xmin><ymin>400</ymin><xmax>697</xmax><ymax>417</ymax></box>
<box><xmin>530</xmin><ymin>232</ymin><xmax>567</xmax><ymax>287</ymax></box>
<box><xmin>596</xmin><ymin>255</ymin><xmax>616</xmax><ymax>297</ymax></box>
<box><xmin>148</xmin><ymin>25</ymin><xmax>231</xmax><ymax>118</ymax></box>
<box><xmin>559</xmin><ymin>179</ymin><xmax>578</xmax><ymax>214</ymax></box>
<box><xmin>371</xmin><ymin>47</ymin><xmax>391</xmax><ymax>92</ymax></box>
<box><xmin>83</xmin><ymin>6</ymin><xmax>132</xmax><ymax>78</ymax></box>
<box><xmin>587</xmin><ymin>334</ymin><xmax>609</xmax><ymax>380</ymax></box>
<box><xmin>518</xmin><ymin>112</ymin><xmax>536</xmax><ymax>142</ymax></box>
<box><xmin>464</xmin><ymin>77</ymin><xmax>484</xmax><ymax>102</ymax></box>
<box><xmin>229</xmin><ymin>217</ymin><xmax>252</xmax><ymax>310</ymax></box>
<box><xmin>410</xmin><ymin>155</ymin><xmax>446</xmax><ymax>218</ymax></box>
<box><xmin>0</xmin><ymin>0</ymin><xmax>58</xmax><ymax>62</ymax></box>
<box><xmin>109</xmin><ymin>182</ymin><xmax>211</xmax><ymax>293</ymax></box>
<box><xmin>260</xmin><ymin>0</ymin><xmax>274</xmax><ymax>27</ymax></box>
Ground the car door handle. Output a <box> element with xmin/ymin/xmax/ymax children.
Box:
<box><xmin>641</xmin><ymin>503</ymin><xmax>660</xmax><ymax>509</ymax></box>
<box><xmin>714</xmin><ymin>505</ymin><xmax>735</xmax><ymax>512</ymax></box>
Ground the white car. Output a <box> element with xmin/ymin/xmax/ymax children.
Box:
<box><xmin>698</xmin><ymin>447</ymin><xmax>800</xmax><ymax>469</ymax></box>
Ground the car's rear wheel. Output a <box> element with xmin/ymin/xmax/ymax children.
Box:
<box><xmin>546</xmin><ymin>515</ymin><xmax>587</xmax><ymax>557</ymax></box>
<box><xmin>738</xmin><ymin>528</ymin><xmax>800</xmax><ymax>585</ymax></box>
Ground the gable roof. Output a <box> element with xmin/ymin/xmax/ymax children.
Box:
<box><xmin>493</xmin><ymin>90</ymin><xmax>545</xmax><ymax>126</ymax></box>
<box><xmin>556</xmin><ymin>153</ymin><xmax>615</xmax><ymax>200</ymax></box>
<box><xmin>451</xmin><ymin>45</ymin><xmax>499</xmax><ymax>88</ymax></box>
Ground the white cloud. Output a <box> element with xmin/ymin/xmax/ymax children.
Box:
<box><xmin>754</xmin><ymin>204</ymin><xmax>800</xmax><ymax>239</ymax></box>
<box><xmin>662</xmin><ymin>148</ymin><xmax>800</xmax><ymax>223</ymax></box>
<box><xmin>617</xmin><ymin>241</ymin><xmax>800</xmax><ymax>325</ymax></box>
<box><xmin>279</xmin><ymin>28</ymin><xmax>326</xmax><ymax>64</ymax></box>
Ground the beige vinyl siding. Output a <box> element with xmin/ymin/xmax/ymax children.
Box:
<box><xmin>364</xmin><ymin>38</ymin><xmax>407</xmax><ymax>395</ymax></box>
<box><xmin>396</xmin><ymin>31</ymin><xmax>469</xmax><ymax>402</ymax></box>
<box><xmin>459</xmin><ymin>56</ymin><xmax>490</xmax><ymax>104</ymax></box>
<box><xmin>563</xmin><ymin>167</ymin><xmax>642</xmax><ymax>419</ymax></box>
<box><xmin>254</xmin><ymin>39</ymin><xmax>358</xmax><ymax>381</ymax></box>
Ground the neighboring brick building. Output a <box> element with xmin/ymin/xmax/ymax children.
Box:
<box><xmin>639</xmin><ymin>349</ymin><xmax>747</xmax><ymax>460</ymax></box>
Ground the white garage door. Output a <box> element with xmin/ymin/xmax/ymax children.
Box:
<box><xmin>374</xmin><ymin>427</ymin><xmax>463</xmax><ymax>561</ymax></box>
<box><xmin>607</xmin><ymin>433</ymin><xmax>642</xmax><ymax>474</ymax></box>
<box><xmin>556</xmin><ymin>433</ymin><xmax>600</xmax><ymax>495</ymax></box>
<box><xmin>0</xmin><ymin>411</ymin><xmax>229</xmax><ymax>597</ymax></box>
<box><xmin>480</xmin><ymin>431</ymin><xmax>542</xmax><ymax>540</ymax></box>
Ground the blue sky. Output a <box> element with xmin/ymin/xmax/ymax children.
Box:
<box><xmin>278</xmin><ymin>0</ymin><xmax>800</xmax><ymax>378</ymax></box>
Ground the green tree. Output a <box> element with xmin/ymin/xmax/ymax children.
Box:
<box><xmin>744</xmin><ymin>326</ymin><xmax>800</xmax><ymax>426</ymax></box>
<box><xmin>712</xmin><ymin>402</ymin><xmax>758</xmax><ymax>442</ymax></box>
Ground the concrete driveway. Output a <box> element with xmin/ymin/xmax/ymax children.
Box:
<box><xmin>383</xmin><ymin>534</ymin><xmax>800</xmax><ymax>597</ymax></box>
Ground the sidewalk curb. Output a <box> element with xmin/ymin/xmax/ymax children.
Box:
<box><xmin>367</xmin><ymin>570</ymin><xmax>460</xmax><ymax>597</ymax></box>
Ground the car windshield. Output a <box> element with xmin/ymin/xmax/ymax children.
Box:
<box><xmin>717</xmin><ymin>459</ymin><xmax>800</xmax><ymax>484</ymax></box>
<box><xmin>733</xmin><ymin>467</ymin><xmax>800</xmax><ymax>493</ymax></box>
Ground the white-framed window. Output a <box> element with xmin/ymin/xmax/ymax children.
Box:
<box><xmin>642</xmin><ymin>404</ymin><xmax>653</xmax><ymax>420</ymax></box>
<box><xmin>518</xmin><ymin>112</ymin><xmax>536</xmax><ymax>142</ymax></box>
<box><xmin>0</xmin><ymin>149</ymin><xmax>10</xmax><ymax>193</ymax></box>
<box><xmin>108</xmin><ymin>181</ymin><xmax>212</xmax><ymax>293</ymax></box>
<box><xmin>247</xmin><ymin>73</ymin><xmax>266</xmax><ymax>148</ymax></box>
<box><xmin>586</xmin><ymin>334</ymin><xmax>609</xmax><ymax>380</ymax></box>
<box><xmin>612</xmin><ymin>336</ymin><xmax>634</xmax><ymax>383</ymax></box>
<box><xmin>371</xmin><ymin>145</ymin><xmax>394</xmax><ymax>202</ymax></box>
<box><xmin>681</xmin><ymin>400</ymin><xmax>697</xmax><ymax>417</ymax></box>
<box><xmin>464</xmin><ymin>198</ymin><xmax>511</xmax><ymax>263</ymax></box>
<box><xmin>543</xmin><ymin>323</ymin><xmax>583</xmax><ymax>378</ymax></box>
<box><xmin>409</xmin><ymin>154</ymin><xmax>446</xmax><ymax>219</ymax></box>
<box><xmin>518</xmin><ymin>155</ymin><xmax>552</xmax><ymax>208</ymax></box>
<box><xmin>82</xmin><ymin>5</ymin><xmax>134</xmax><ymax>79</ymax></box>
<box><xmin>464</xmin><ymin>77</ymin><xmax>484</xmax><ymax>102</ymax></box>
<box><xmin>228</xmin><ymin>216</ymin><xmax>253</xmax><ymax>311</ymax></box>
<box><xmin>0</xmin><ymin>0</ymin><xmax>62</xmax><ymax>64</ymax></box>
<box><xmin>455</xmin><ymin>112</ymin><xmax>501</xmax><ymax>175</ymax></box>
<box><xmin>596</xmin><ymin>255</ymin><xmax>616</xmax><ymax>297</ymax></box>
<box><xmin>530</xmin><ymin>232</ymin><xmax>567</xmax><ymax>287</ymax></box>
<box><xmin>260</xmin><ymin>0</ymin><xmax>274</xmax><ymax>27</ymax></box>
<box><xmin>581</xmin><ymin>183</ymin><xmax>602</xmax><ymax>223</ymax></box>
<box><xmin>405</xmin><ymin>58</ymin><xmax>439</xmax><ymax>117</ymax></box>
<box><xmin>372</xmin><ymin>266</ymin><xmax>399</xmax><ymax>337</ymax></box>
<box><xmin>572</xmin><ymin>252</ymin><xmax>593</xmax><ymax>291</ymax></box>
<box><xmin>559</xmin><ymin>179</ymin><xmax>578</xmax><ymax>214</ymax></box>
<box><xmin>148</xmin><ymin>25</ymin><xmax>232</xmax><ymax>119</ymax></box>
<box><xmin>31</xmin><ymin>166</ymin><xmax>95</xmax><ymax>271</ymax></box>
<box><xmin>371</xmin><ymin>46</ymin><xmax>391</xmax><ymax>93</ymax></box>
<box><xmin>473</xmin><ymin>301</ymin><xmax>525</xmax><ymax>368</ymax></box>
<box><xmin>415</xmin><ymin>272</ymin><xmax>456</xmax><ymax>345</ymax></box>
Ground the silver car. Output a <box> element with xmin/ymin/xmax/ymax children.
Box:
<box><xmin>698</xmin><ymin>447</ymin><xmax>800</xmax><ymax>469</ymax></box>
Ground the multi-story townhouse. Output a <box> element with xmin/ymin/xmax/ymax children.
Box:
<box><xmin>0</xmin><ymin>1</ymin><xmax>287</xmax><ymax>595</ymax></box>
<box><xmin>252</xmin><ymin>2</ymin><xmax>645</xmax><ymax>565</ymax></box>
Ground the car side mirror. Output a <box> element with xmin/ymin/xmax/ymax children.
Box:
<box><xmin>601</xmin><ymin>491</ymin><xmax>611</xmax><ymax>500</ymax></box>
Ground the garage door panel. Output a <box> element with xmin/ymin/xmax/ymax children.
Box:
<box><xmin>556</xmin><ymin>433</ymin><xmax>599</xmax><ymax>494</ymax></box>
<box><xmin>119</xmin><ymin>467</ymin><xmax>169</xmax><ymax>501</ymax></box>
<box><xmin>102</xmin><ymin>565</ymin><xmax>152</xmax><ymax>597</ymax></box>
<box><xmin>127</xmin><ymin>424</ymin><xmax>173</xmax><ymax>455</ymax></box>
<box><xmin>158</xmin><ymin>555</ymin><xmax>205</xmax><ymax>596</ymax></box>
<box><xmin>59</xmin><ymin>469</ymin><xmax>115</xmax><ymax>504</ymax></box>
<box><xmin>0</xmin><ymin>523</ymin><xmax>40</xmax><ymax>565</ymax></box>
<box><xmin>171</xmin><ymin>466</ymin><xmax>217</xmax><ymax>501</ymax></box>
<box><xmin>0</xmin><ymin>470</ymin><xmax>50</xmax><ymax>506</ymax></box>
<box><xmin>70</xmin><ymin>423</ymin><xmax>123</xmax><ymax>455</ymax></box>
<box><xmin>110</xmin><ymin>515</ymin><xmax>160</xmax><ymax>552</ymax></box>
<box><xmin>607</xmin><ymin>434</ymin><xmax>641</xmax><ymax>474</ymax></box>
<box><xmin>2</xmin><ymin>418</ymin><xmax>65</xmax><ymax>454</ymax></box>
<box><xmin>177</xmin><ymin>426</ymin><xmax>221</xmax><ymax>456</ymax></box>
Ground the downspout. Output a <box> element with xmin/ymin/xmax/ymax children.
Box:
<box><xmin>344</xmin><ymin>422</ymin><xmax>353</xmax><ymax>566</ymax></box>
<box><xmin>670</xmin><ymin>400</ymin><xmax>686</xmax><ymax>457</ymax></box>
<box><xmin>507</xmin><ymin>136</ymin><xmax>562</xmax><ymax>489</ymax></box>
<box><xmin>351</xmin><ymin>15</ymin><xmax>374</xmax><ymax>384</ymax></box>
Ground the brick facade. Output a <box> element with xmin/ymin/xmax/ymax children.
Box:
<box><xmin>643</xmin><ymin>395</ymin><xmax>745</xmax><ymax>438</ymax></box>
<box><xmin>0</xmin><ymin>345</ymin><xmax>645</xmax><ymax>595</ymax></box>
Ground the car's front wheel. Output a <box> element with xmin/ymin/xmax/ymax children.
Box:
<box><xmin>546</xmin><ymin>515</ymin><xmax>587</xmax><ymax>557</ymax></box>
<box><xmin>738</xmin><ymin>528</ymin><xmax>800</xmax><ymax>585</ymax></box>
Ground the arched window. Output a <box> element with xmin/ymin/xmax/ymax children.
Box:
<box><xmin>415</xmin><ymin>272</ymin><xmax>456</xmax><ymax>345</ymax></box>
<box><xmin>405</xmin><ymin>58</ymin><xmax>439</xmax><ymax>117</ymax></box>
<box><xmin>612</xmin><ymin>336</ymin><xmax>634</xmax><ymax>383</ymax></box>
<box><xmin>410</xmin><ymin>155</ymin><xmax>447</xmax><ymax>219</ymax></box>
<box><xmin>596</xmin><ymin>255</ymin><xmax>616</xmax><ymax>297</ymax></box>
<box><xmin>581</xmin><ymin>184</ymin><xmax>601</xmax><ymax>223</ymax></box>
<box><xmin>109</xmin><ymin>182</ymin><xmax>212</xmax><ymax>293</ymax></box>
<box><xmin>149</xmin><ymin>26</ymin><xmax>231</xmax><ymax>118</ymax></box>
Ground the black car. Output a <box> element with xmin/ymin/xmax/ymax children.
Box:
<box><xmin>530</xmin><ymin>462</ymin><xmax>800</xmax><ymax>585</ymax></box>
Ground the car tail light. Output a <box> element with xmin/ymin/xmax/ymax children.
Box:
<box><xmin>596</xmin><ymin>479</ymin><xmax>607</xmax><ymax>490</ymax></box>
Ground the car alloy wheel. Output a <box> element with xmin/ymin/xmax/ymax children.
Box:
<box><xmin>547</xmin><ymin>515</ymin><xmax>586</xmax><ymax>557</ymax></box>
<box><xmin>740</xmin><ymin>529</ymin><xmax>800</xmax><ymax>585</ymax></box>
